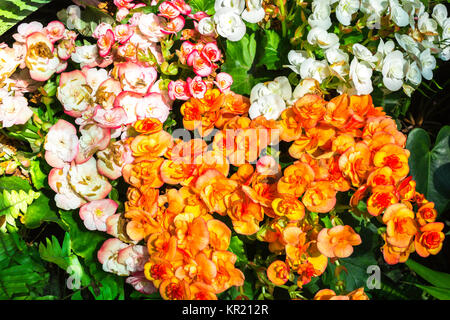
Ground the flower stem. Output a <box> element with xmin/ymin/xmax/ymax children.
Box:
<box><xmin>278</xmin><ymin>0</ymin><xmax>287</xmax><ymax>38</ymax></box>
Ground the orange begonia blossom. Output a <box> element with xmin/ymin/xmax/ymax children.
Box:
<box><xmin>125</xmin><ymin>209</ymin><xmax>162</xmax><ymax>242</ymax></box>
<box><xmin>313</xmin><ymin>289</ymin><xmax>349</xmax><ymax>300</ymax></box>
<box><xmin>367</xmin><ymin>191</ymin><xmax>398</xmax><ymax>216</ymax></box>
<box><xmin>396</xmin><ymin>176</ymin><xmax>416</xmax><ymax>201</ymax></box>
<box><xmin>373</xmin><ymin>144</ymin><xmax>410</xmax><ymax>181</ymax></box>
<box><xmin>207</xmin><ymin>219</ymin><xmax>231</xmax><ymax>251</ymax></box>
<box><xmin>133</xmin><ymin>117</ymin><xmax>163</xmax><ymax>134</ymax></box>
<box><xmin>228</xmin><ymin>192</ymin><xmax>264</xmax><ymax>235</ymax></box>
<box><xmin>279</xmin><ymin>107</ymin><xmax>302</xmax><ymax>142</ymax></box>
<box><xmin>323</xmin><ymin>94</ymin><xmax>351</xmax><ymax>129</ymax></box>
<box><xmin>381</xmin><ymin>233</ymin><xmax>414</xmax><ymax>265</ymax></box>
<box><xmin>302</xmin><ymin>181</ymin><xmax>337</xmax><ymax>213</ymax></box>
<box><xmin>277</xmin><ymin>162</ymin><xmax>315</xmax><ymax>198</ymax></box>
<box><xmin>414</xmin><ymin>222</ymin><xmax>445</xmax><ymax>258</ymax></box>
<box><xmin>267</xmin><ymin>260</ymin><xmax>290</xmax><ymax>286</ymax></box>
<box><xmin>272</xmin><ymin>196</ymin><xmax>305</xmax><ymax>221</ymax></box>
<box><xmin>317</xmin><ymin>225</ymin><xmax>362</xmax><ymax>258</ymax></box>
<box><xmin>338</xmin><ymin>142</ymin><xmax>372</xmax><ymax>187</ymax></box>
<box><xmin>123</xmin><ymin>158</ymin><xmax>164</xmax><ymax>189</ymax></box>
<box><xmin>130</xmin><ymin>130</ymin><xmax>173</xmax><ymax>160</ymax></box>
<box><xmin>289</xmin><ymin>125</ymin><xmax>335</xmax><ymax>159</ymax></box>
<box><xmin>159</xmin><ymin>278</ymin><xmax>191</xmax><ymax>300</ymax></box>
<box><xmin>366</xmin><ymin>166</ymin><xmax>396</xmax><ymax>191</ymax></box>
<box><xmin>382</xmin><ymin>203</ymin><xmax>418</xmax><ymax>249</ymax></box>
<box><xmin>210</xmin><ymin>251</ymin><xmax>245</xmax><ymax>294</ymax></box>
<box><xmin>292</xmin><ymin>94</ymin><xmax>327</xmax><ymax>129</ymax></box>
<box><xmin>416</xmin><ymin>202</ymin><xmax>437</xmax><ymax>226</ymax></box>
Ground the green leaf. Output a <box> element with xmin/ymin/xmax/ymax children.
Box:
<box><xmin>23</xmin><ymin>192</ymin><xmax>60</xmax><ymax>229</ymax></box>
<box><xmin>413</xmin><ymin>284</ymin><xmax>450</xmax><ymax>300</ymax></box>
<box><xmin>256</xmin><ymin>30</ymin><xmax>281</xmax><ymax>70</ymax></box>
<box><xmin>406</xmin><ymin>126</ymin><xmax>450</xmax><ymax>214</ymax></box>
<box><xmin>189</xmin><ymin>0</ymin><xmax>215</xmax><ymax>15</ymax></box>
<box><xmin>221</xmin><ymin>33</ymin><xmax>257</xmax><ymax>95</ymax></box>
<box><xmin>29</xmin><ymin>159</ymin><xmax>47</xmax><ymax>190</ymax></box>
<box><xmin>405</xmin><ymin>259</ymin><xmax>450</xmax><ymax>289</ymax></box>
<box><xmin>0</xmin><ymin>176</ymin><xmax>31</xmax><ymax>192</ymax></box>
<box><xmin>228</xmin><ymin>236</ymin><xmax>248</xmax><ymax>267</ymax></box>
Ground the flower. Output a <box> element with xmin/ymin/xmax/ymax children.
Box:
<box><xmin>0</xmin><ymin>95</ymin><xmax>33</xmax><ymax>128</ymax></box>
<box><xmin>241</xmin><ymin>0</ymin><xmax>265</xmax><ymax>23</ymax></box>
<box><xmin>267</xmin><ymin>260</ymin><xmax>290</xmax><ymax>286</ymax></box>
<box><xmin>414</xmin><ymin>222</ymin><xmax>445</xmax><ymax>258</ymax></box>
<box><xmin>44</xmin><ymin>119</ymin><xmax>79</xmax><ymax>168</ymax></box>
<box><xmin>317</xmin><ymin>225</ymin><xmax>362</xmax><ymax>258</ymax></box>
<box><xmin>214</xmin><ymin>8</ymin><xmax>246</xmax><ymax>42</ymax></box>
<box><xmin>349</xmin><ymin>58</ymin><xmax>373</xmax><ymax>95</ymax></box>
<box><xmin>336</xmin><ymin>0</ymin><xmax>360</xmax><ymax>26</ymax></box>
<box><xmin>382</xmin><ymin>203</ymin><xmax>417</xmax><ymax>248</ymax></box>
<box><xmin>382</xmin><ymin>51</ymin><xmax>406</xmax><ymax>91</ymax></box>
<box><xmin>79</xmin><ymin>199</ymin><xmax>118</xmax><ymax>231</ymax></box>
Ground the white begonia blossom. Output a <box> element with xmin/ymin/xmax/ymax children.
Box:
<box><xmin>382</xmin><ymin>50</ymin><xmax>407</xmax><ymax>91</ymax></box>
<box><xmin>84</xmin><ymin>68</ymin><xmax>109</xmax><ymax>94</ymax></box>
<box><xmin>405</xmin><ymin>60</ymin><xmax>422</xmax><ymax>86</ymax></box>
<box><xmin>248</xmin><ymin>94</ymin><xmax>286</xmax><ymax>120</ymax></box>
<box><xmin>71</xmin><ymin>44</ymin><xmax>99</xmax><ymax>67</ymax></box>
<box><xmin>439</xmin><ymin>45</ymin><xmax>450</xmax><ymax>61</ymax></box>
<box><xmin>349</xmin><ymin>57</ymin><xmax>373</xmax><ymax>95</ymax></box>
<box><xmin>419</xmin><ymin>48</ymin><xmax>436</xmax><ymax>80</ymax></box>
<box><xmin>214</xmin><ymin>8</ymin><xmax>246</xmax><ymax>42</ymax></box>
<box><xmin>389</xmin><ymin>0</ymin><xmax>409</xmax><ymax>27</ymax></box>
<box><xmin>352</xmin><ymin>43</ymin><xmax>378</xmax><ymax>66</ymax></box>
<box><xmin>336</xmin><ymin>0</ymin><xmax>360</xmax><ymax>26</ymax></box>
<box><xmin>432</xmin><ymin>4</ymin><xmax>448</xmax><ymax>27</ymax></box>
<box><xmin>394</xmin><ymin>34</ymin><xmax>421</xmax><ymax>57</ymax></box>
<box><xmin>300</xmin><ymin>58</ymin><xmax>330</xmax><ymax>83</ymax></box>
<box><xmin>441</xmin><ymin>18</ymin><xmax>450</xmax><ymax>39</ymax></box>
<box><xmin>241</xmin><ymin>0</ymin><xmax>265</xmax><ymax>23</ymax></box>
<box><xmin>307</xmin><ymin>27</ymin><xmax>339</xmax><ymax>49</ymax></box>
<box><xmin>374</xmin><ymin>39</ymin><xmax>395</xmax><ymax>71</ymax></box>
<box><xmin>138</xmin><ymin>13</ymin><xmax>165</xmax><ymax>42</ymax></box>
<box><xmin>308</xmin><ymin>2</ymin><xmax>332</xmax><ymax>30</ymax></box>
<box><xmin>418</xmin><ymin>12</ymin><xmax>438</xmax><ymax>36</ymax></box>
<box><xmin>325</xmin><ymin>47</ymin><xmax>349</xmax><ymax>78</ymax></box>
<box><xmin>284</xmin><ymin>50</ymin><xmax>309</xmax><ymax>74</ymax></box>
<box><xmin>266</xmin><ymin>76</ymin><xmax>292</xmax><ymax>101</ymax></box>
<box><xmin>360</xmin><ymin>0</ymin><xmax>388</xmax><ymax>28</ymax></box>
<box><xmin>214</xmin><ymin>0</ymin><xmax>245</xmax><ymax>14</ymax></box>
<box><xmin>250</xmin><ymin>83</ymin><xmax>272</xmax><ymax>103</ymax></box>
<box><xmin>0</xmin><ymin>95</ymin><xmax>33</xmax><ymax>128</ymax></box>
<box><xmin>292</xmin><ymin>78</ymin><xmax>322</xmax><ymax>101</ymax></box>
<box><xmin>198</xmin><ymin>17</ymin><xmax>216</xmax><ymax>36</ymax></box>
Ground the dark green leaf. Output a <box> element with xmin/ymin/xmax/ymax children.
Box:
<box><xmin>405</xmin><ymin>259</ymin><xmax>450</xmax><ymax>289</ymax></box>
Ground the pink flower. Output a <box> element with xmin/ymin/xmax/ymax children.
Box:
<box><xmin>126</xmin><ymin>272</ymin><xmax>157</xmax><ymax>295</ymax></box>
<box><xmin>97</xmin><ymin>29</ymin><xmax>115</xmax><ymax>58</ymax></box>
<box><xmin>214</xmin><ymin>72</ymin><xmax>233</xmax><ymax>92</ymax></box>
<box><xmin>189</xmin><ymin>11</ymin><xmax>208</xmax><ymax>21</ymax></box>
<box><xmin>48</xmin><ymin>165</ymin><xmax>86</xmax><ymax>210</ymax></box>
<box><xmin>93</xmin><ymin>106</ymin><xmax>128</xmax><ymax>129</ymax></box>
<box><xmin>93</xmin><ymin>22</ymin><xmax>113</xmax><ymax>39</ymax></box>
<box><xmin>161</xmin><ymin>16</ymin><xmax>185</xmax><ymax>34</ymax></box>
<box><xmin>79</xmin><ymin>199</ymin><xmax>118</xmax><ymax>231</ymax></box>
<box><xmin>13</xmin><ymin>21</ymin><xmax>43</xmax><ymax>43</ymax></box>
<box><xmin>202</xmin><ymin>42</ymin><xmax>221</xmax><ymax>62</ymax></box>
<box><xmin>158</xmin><ymin>1</ymin><xmax>181</xmax><ymax>19</ymax></box>
<box><xmin>114</xmin><ymin>24</ymin><xmax>134</xmax><ymax>44</ymax></box>
<box><xmin>187</xmin><ymin>76</ymin><xmax>207</xmax><ymax>99</ymax></box>
<box><xmin>0</xmin><ymin>95</ymin><xmax>32</xmax><ymax>128</ymax></box>
<box><xmin>187</xmin><ymin>50</ymin><xmax>213</xmax><ymax>77</ymax></box>
<box><xmin>44</xmin><ymin>119</ymin><xmax>79</xmax><ymax>168</ymax></box>
<box><xmin>97</xmin><ymin>140</ymin><xmax>134</xmax><ymax>180</ymax></box>
<box><xmin>171</xmin><ymin>0</ymin><xmax>192</xmax><ymax>15</ymax></box>
<box><xmin>136</xmin><ymin>92</ymin><xmax>170</xmax><ymax>123</ymax></box>
<box><xmin>117</xmin><ymin>61</ymin><xmax>158</xmax><ymax>94</ymax></box>
<box><xmin>44</xmin><ymin>21</ymin><xmax>65</xmax><ymax>43</ymax></box>
<box><xmin>75</xmin><ymin>123</ymin><xmax>111</xmax><ymax>164</ymax></box>
<box><xmin>168</xmin><ymin>79</ymin><xmax>190</xmax><ymax>100</ymax></box>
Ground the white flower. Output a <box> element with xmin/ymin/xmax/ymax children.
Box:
<box><xmin>214</xmin><ymin>0</ymin><xmax>245</xmax><ymax>14</ymax></box>
<box><xmin>441</xmin><ymin>18</ymin><xmax>450</xmax><ymax>39</ymax></box>
<box><xmin>352</xmin><ymin>43</ymin><xmax>378</xmax><ymax>66</ymax></box>
<box><xmin>266</xmin><ymin>76</ymin><xmax>292</xmax><ymax>101</ymax></box>
<box><xmin>300</xmin><ymin>58</ymin><xmax>330</xmax><ymax>82</ymax></box>
<box><xmin>419</xmin><ymin>48</ymin><xmax>436</xmax><ymax>80</ymax></box>
<box><xmin>0</xmin><ymin>95</ymin><xmax>33</xmax><ymax>128</ymax></box>
<box><xmin>382</xmin><ymin>50</ymin><xmax>406</xmax><ymax>91</ymax></box>
<box><xmin>249</xmin><ymin>94</ymin><xmax>286</xmax><ymax>120</ymax></box>
<box><xmin>439</xmin><ymin>45</ymin><xmax>450</xmax><ymax>61</ymax></box>
<box><xmin>138</xmin><ymin>13</ymin><xmax>165</xmax><ymax>42</ymax></box>
<box><xmin>418</xmin><ymin>12</ymin><xmax>438</xmax><ymax>36</ymax></box>
<box><xmin>395</xmin><ymin>33</ymin><xmax>421</xmax><ymax>57</ymax></box>
<box><xmin>84</xmin><ymin>68</ymin><xmax>109</xmax><ymax>94</ymax></box>
<box><xmin>214</xmin><ymin>8</ymin><xmax>246</xmax><ymax>41</ymax></box>
<box><xmin>241</xmin><ymin>0</ymin><xmax>265</xmax><ymax>23</ymax></box>
<box><xmin>374</xmin><ymin>39</ymin><xmax>395</xmax><ymax>70</ymax></box>
<box><xmin>360</xmin><ymin>0</ymin><xmax>388</xmax><ymax>28</ymax></box>
<box><xmin>250</xmin><ymin>83</ymin><xmax>272</xmax><ymax>103</ymax></box>
<box><xmin>44</xmin><ymin>119</ymin><xmax>79</xmax><ymax>167</ymax></box>
<box><xmin>308</xmin><ymin>2</ymin><xmax>332</xmax><ymax>30</ymax></box>
<box><xmin>71</xmin><ymin>44</ymin><xmax>99</xmax><ymax>67</ymax></box>
<box><xmin>349</xmin><ymin>58</ymin><xmax>373</xmax><ymax>95</ymax></box>
<box><xmin>284</xmin><ymin>50</ymin><xmax>308</xmax><ymax>74</ymax></box>
<box><xmin>405</xmin><ymin>60</ymin><xmax>422</xmax><ymax>86</ymax></box>
<box><xmin>336</xmin><ymin>0</ymin><xmax>360</xmax><ymax>26</ymax></box>
<box><xmin>292</xmin><ymin>78</ymin><xmax>321</xmax><ymax>101</ymax></box>
<box><xmin>307</xmin><ymin>27</ymin><xmax>339</xmax><ymax>49</ymax></box>
<box><xmin>389</xmin><ymin>0</ymin><xmax>409</xmax><ymax>27</ymax></box>
<box><xmin>432</xmin><ymin>4</ymin><xmax>448</xmax><ymax>27</ymax></box>
<box><xmin>198</xmin><ymin>17</ymin><xmax>216</xmax><ymax>36</ymax></box>
<box><xmin>325</xmin><ymin>47</ymin><xmax>349</xmax><ymax>78</ymax></box>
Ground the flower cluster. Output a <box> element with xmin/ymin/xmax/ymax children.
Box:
<box><xmin>285</xmin><ymin>1</ymin><xmax>450</xmax><ymax>96</ymax></box>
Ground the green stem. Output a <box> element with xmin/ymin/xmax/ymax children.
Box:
<box><xmin>278</xmin><ymin>0</ymin><xmax>287</xmax><ymax>38</ymax></box>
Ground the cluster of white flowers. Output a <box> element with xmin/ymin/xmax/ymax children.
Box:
<box><xmin>199</xmin><ymin>0</ymin><xmax>265</xmax><ymax>41</ymax></box>
<box><xmin>286</xmin><ymin>1</ymin><xmax>450</xmax><ymax>96</ymax></box>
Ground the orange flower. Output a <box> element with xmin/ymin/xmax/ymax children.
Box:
<box><xmin>415</xmin><ymin>222</ymin><xmax>445</xmax><ymax>258</ymax></box>
<box><xmin>363</xmin><ymin>116</ymin><xmax>406</xmax><ymax>148</ymax></box>
<box><xmin>190</xmin><ymin>282</ymin><xmax>218</xmax><ymax>300</ymax></box>
<box><xmin>302</xmin><ymin>181</ymin><xmax>337</xmax><ymax>213</ymax></box>
<box><xmin>367</xmin><ymin>191</ymin><xmax>398</xmax><ymax>216</ymax></box>
<box><xmin>207</xmin><ymin>219</ymin><xmax>231</xmax><ymax>251</ymax></box>
<box><xmin>317</xmin><ymin>225</ymin><xmax>362</xmax><ymax>258</ymax></box>
<box><xmin>173</xmin><ymin>214</ymin><xmax>210</xmax><ymax>254</ymax></box>
<box><xmin>272</xmin><ymin>196</ymin><xmax>305</xmax><ymax>221</ymax></box>
<box><xmin>279</xmin><ymin>108</ymin><xmax>302</xmax><ymax>142</ymax></box>
<box><xmin>338</xmin><ymin>142</ymin><xmax>372</xmax><ymax>187</ymax></box>
<box><xmin>228</xmin><ymin>192</ymin><xmax>264</xmax><ymax>235</ymax></box>
<box><xmin>130</xmin><ymin>131</ymin><xmax>173</xmax><ymax>160</ymax></box>
<box><xmin>313</xmin><ymin>289</ymin><xmax>349</xmax><ymax>300</ymax></box>
<box><xmin>288</xmin><ymin>125</ymin><xmax>335</xmax><ymax>159</ymax></box>
<box><xmin>159</xmin><ymin>278</ymin><xmax>191</xmax><ymax>300</ymax></box>
<box><xmin>144</xmin><ymin>258</ymin><xmax>174</xmax><ymax>288</ymax></box>
<box><xmin>347</xmin><ymin>288</ymin><xmax>370</xmax><ymax>300</ymax></box>
<box><xmin>125</xmin><ymin>186</ymin><xmax>158</xmax><ymax>215</ymax></box>
<box><xmin>133</xmin><ymin>118</ymin><xmax>163</xmax><ymax>134</ymax></box>
<box><xmin>277</xmin><ymin>162</ymin><xmax>315</xmax><ymax>197</ymax></box>
<box><xmin>125</xmin><ymin>209</ymin><xmax>162</xmax><ymax>241</ymax></box>
<box><xmin>195</xmin><ymin>169</ymin><xmax>239</xmax><ymax>215</ymax></box>
<box><xmin>296</xmin><ymin>262</ymin><xmax>317</xmax><ymax>287</ymax></box>
<box><xmin>381</xmin><ymin>233</ymin><xmax>414</xmax><ymax>265</ymax></box>
<box><xmin>123</xmin><ymin>158</ymin><xmax>164</xmax><ymax>189</ymax></box>
<box><xmin>382</xmin><ymin>203</ymin><xmax>418</xmax><ymax>249</ymax></box>
<box><xmin>210</xmin><ymin>251</ymin><xmax>245</xmax><ymax>294</ymax></box>
<box><xmin>416</xmin><ymin>202</ymin><xmax>437</xmax><ymax>226</ymax></box>
<box><xmin>323</xmin><ymin>94</ymin><xmax>350</xmax><ymax>129</ymax></box>
<box><xmin>267</xmin><ymin>260</ymin><xmax>290</xmax><ymax>286</ymax></box>
<box><xmin>216</xmin><ymin>92</ymin><xmax>250</xmax><ymax>127</ymax></box>
<box><xmin>366</xmin><ymin>166</ymin><xmax>396</xmax><ymax>191</ymax></box>
<box><xmin>396</xmin><ymin>176</ymin><xmax>416</xmax><ymax>201</ymax></box>
<box><xmin>292</xmin><ymin>94</ymin><xmax>327</xmax><ymax>129</ymax></box>
<box><xmin>373</xmin><ymin>144</ymin><xmax>410</xmax><ymax>181</ymax></box>
<box><xmin>331</xmin><ymin>133</ymin><xmax>355</xmax><ymax>154</ymax></box>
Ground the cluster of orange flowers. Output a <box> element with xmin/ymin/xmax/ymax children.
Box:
<box><xmin>121</xmin><ymin>91</ymin><xmax>444</xmax><ymax>299</ymax></box>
